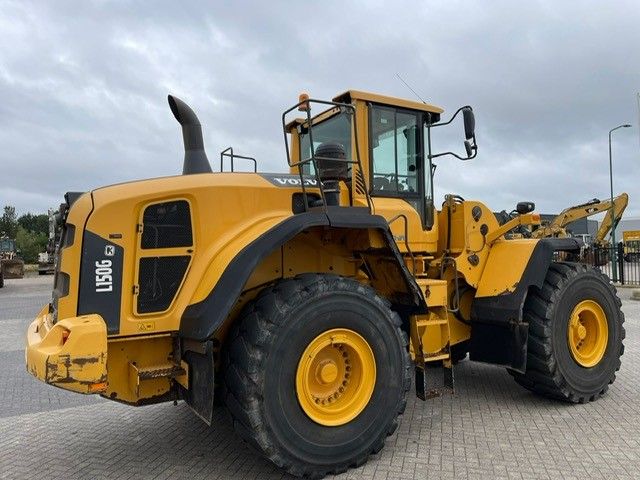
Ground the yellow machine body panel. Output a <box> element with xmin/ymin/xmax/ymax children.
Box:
<box><xmin>105</xmin><ymin>334</ymin><xmax>177</xmax><ymax>405</ymax></box>
<box><xmin>475</xmin><ymin>239</ymin><xmax>537</xmax><ymax>297</ymax></box>
<box><xmin>85</xmin><ymin>173</ymin><xmax>298</xmax><ymax>336</ymax></box>
<box><xmin>371</xmin><ymin>197</ymin><xmax>438</xmax><ymax>253</ymax></box>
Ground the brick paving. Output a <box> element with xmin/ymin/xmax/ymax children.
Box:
<box><xmin>1</xmin><ymin>276</ymin><xmax>639</xmax><ymax>479</ymax></box>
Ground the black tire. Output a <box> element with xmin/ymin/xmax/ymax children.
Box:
<box><xmin>0</xmin><ymin>269</ymin><xmax>4</xmax><ymax>288</ymax></box>
<box><xmin>223</xmin><ymin>274</ymin><xmax>411</xmax><ymax>478</ymax></box>
<box><xmin>511</xmin><ymin>262</ymin><xmax>624</xmax><ymax>403</ymax></box>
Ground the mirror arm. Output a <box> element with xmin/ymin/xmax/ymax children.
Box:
<box><xmin>429</xmin><ymin>105</ymin><xmax>472</xmax><ymax>128</ymax></box>
<box><xmin>429</xmin><ymin>140</ymin><xmax>477</xmax><ymax>162</ymax></box>
<box><xmin>430</xmin><ymin>151</ymin><xmax>471</xmax><ymax>161</ymax></box>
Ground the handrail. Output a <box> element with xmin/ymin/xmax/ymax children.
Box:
<box><xmin>220</xmin><ymin>147</ymin><xmax>257</xmax><ymax>172</ymax></box>
<box><xmin>387</xmin><ymin>214</ymin><xmax>416</xmax><ymax>275</ymax></box>
<box><xmin>281</xmin><ymin>98</ymin><xmax>371</xmax><ymax>213</ymax></box>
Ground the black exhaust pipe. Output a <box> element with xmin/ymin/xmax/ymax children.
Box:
<box><xmin>168</xmin><ymin>95</ymin><xmax>213</xmax><ymax>175</ymax></box>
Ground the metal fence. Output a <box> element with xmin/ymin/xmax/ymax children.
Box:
<box><xmin>584</xmin><ymin>242</ymin><xmax>640</xmax><ymax>286</ymax></box>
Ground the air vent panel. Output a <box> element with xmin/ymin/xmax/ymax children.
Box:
<box><xmin>137</xmin><ymin>256</ymin><xmax>190</xmax><ymax>313</ymax></box>
<box><xmin>141</xmin><ymin>200</ymin><xmax>192</xmax><ymax>249</ymax></box>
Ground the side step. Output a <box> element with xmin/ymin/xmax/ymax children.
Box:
<box><xmin>128</xmin><ymin>362</ymin><xmax>188</xmax><ymax>397</ymax></box>
<box><xmin>415</xmin><ymin>359</ymin><xmax>454</xmax><ymax>400</ymax></box>
<box><xmin>137</xmin><ymin>364</ymin><xmax>184</xmax><ymax>380</ymax></box>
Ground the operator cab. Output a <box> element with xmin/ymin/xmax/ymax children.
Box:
<box><xmin>284</xmin><ymin>90</ymin><xmax>477</xmax><ymax>231</ymax></box>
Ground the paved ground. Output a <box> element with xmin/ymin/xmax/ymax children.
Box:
<box><xmin>1</xmin><ymin>276</ymin><xmax>639</xmax><ymax>479</ymax></box>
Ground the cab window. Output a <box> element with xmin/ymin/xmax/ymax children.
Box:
<box><xmin>300</xmin><ymin>111</ymin><xmax>352</xmax><ymax>175</ymax></box>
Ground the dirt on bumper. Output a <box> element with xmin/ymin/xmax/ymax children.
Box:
<box><xmin>26</xmin><ymin>305</ymin><xmax>108</xmax><ymax>394</ymax></box>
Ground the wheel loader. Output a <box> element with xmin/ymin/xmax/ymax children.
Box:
<box><xmin>1</xmin><ymin>236</ymin><xmax>25</xmax><ymax>287</ymax></box>
<box><xmin>25</xmin><ymin>90</ymin><xmax>625</xmax><ymax>478</ymax></box>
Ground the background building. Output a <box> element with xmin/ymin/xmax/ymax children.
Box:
<box><xmin>614</xmin><ymin>217</ymin><xmax>640</xmax><ymax>240</ymax></box>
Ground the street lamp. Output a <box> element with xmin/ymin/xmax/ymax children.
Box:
<box><xmin>608</xmin><ymin>123</ymin><xmax>632</xmax><ymax>281</ymax></box>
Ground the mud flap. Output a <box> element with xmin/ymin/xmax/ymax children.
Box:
<box><xmin>181</xmin><ymin>341</ymin><xmax>215</xmax><ymax>425</ymax></box>
<box><xmin>469</xmin><ymin>321</ymin><xmax>528</xmax><ymax>372</ymax></box>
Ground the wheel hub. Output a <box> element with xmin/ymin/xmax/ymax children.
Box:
<box><xmin>296</xmin><ymin>328</ymin><xmax>376</xmax><ymax>426</ymax></box>
<box><xmin>316</xmin><ymin>361</ymin><xmax>338</xmax><ymax>384</ymax></box>
<box><xmin>576</xmin><ymin>324</ymin><xmax>587</xmax><ymax>340</ymax></box>
<box><xmin>567</xmin><ymin>300</ymin><xmax>608</xmax><ymax>368</ymax></box>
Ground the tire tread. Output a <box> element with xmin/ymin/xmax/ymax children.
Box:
<box><xmin>512</xmin><ymin>262</ymin><xmax>625</xmax><ymax>403</ymax></box>
<box><xmin>223</xmin><ymin>274</ymin><xmax>411</xmax><ymax>478</ymax></box>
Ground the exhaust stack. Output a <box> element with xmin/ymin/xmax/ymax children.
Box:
<box><xmin>168</xmin><ymin>95</ymin><xmax>213</xmax><ymax>175</ymax></box>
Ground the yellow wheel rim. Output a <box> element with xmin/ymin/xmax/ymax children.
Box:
<box><xmin>296</xmin><ymin>328</ymin><xmax>376</xmax><ymax>426</ymax></box>
<box><xmin>567</xmin><ymin>300</ymin><xmax>608</xmax><ymax>368</ymax></box>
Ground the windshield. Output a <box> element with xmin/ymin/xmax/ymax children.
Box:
<box><xmin>299</xmin><ymin>111</ymin><xmax>352</xmax><ymax>174</ymax></box>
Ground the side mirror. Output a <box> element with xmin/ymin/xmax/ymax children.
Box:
<box><xmin>428</xmin><ymin>105</ymin><xmax>478</xmax><ymax>161</ymax></box>
<box><xmin>464</xmin><ymin>140</ymin><xmax>473</xmax><ymax>157</ymax></box>
<box><xmin>463</xmin><ymin>107</ymin><xmax>475</xmax><ymax>140</ymax></box>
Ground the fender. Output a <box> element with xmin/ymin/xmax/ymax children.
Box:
<box><xmin>469</xmin><ymin>237</ymin><xmax>582</xmax><ymax>372</ymax></box>
<box><xmin>180</xmin><ymin>207</ymin><xmax>425</xmax><ymax>341</ymax></box>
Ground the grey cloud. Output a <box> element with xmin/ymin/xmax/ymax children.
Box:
<box><xmin>1</xmin><ymin>0</ymin><xmax>638</xmax><ymax>219</ymax></box>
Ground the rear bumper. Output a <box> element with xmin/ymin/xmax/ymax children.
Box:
<box><xmin>25</xmin><ymin>304</ymin><xmax>108</xmax><ymax>394</ymax></box>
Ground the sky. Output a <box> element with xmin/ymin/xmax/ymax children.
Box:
<box><xmin>1</xmin><ymin>0</ymin><xmax>639</xmax><ymax>219</ymax></box>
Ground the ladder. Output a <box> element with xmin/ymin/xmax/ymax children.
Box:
<box><xmin>413</xmin><ymin>277</ymin><xmax>455</xmax><ymax>400</ymax></box>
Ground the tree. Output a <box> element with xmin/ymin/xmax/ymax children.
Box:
<box><xmin>15</xmin><ymin>226</ymin><xmax>47</xmax><ymax>264</ymax></box>
<box><xmin>17</xmin><ymin>213</ymin><xmax>49</xmax><ymax>237</ymax></box>
<box><xmin>0</xmin><ymin>205</ymin><xmax>18</xmax><ymax>238</ymax></box>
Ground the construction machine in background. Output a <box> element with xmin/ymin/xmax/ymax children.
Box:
<box><xmin>623</xmin><ymin>230</ymin><xmax>640</xmax><ymax>262</ymax></box>
<box><xmin>0</xmin><ymin>236</ymin><xmax>25</xmax><ymax>287</ymax></box>
<box><xmin>24</xmin><ymin>90</ymin><xmax>625</xmax><ymax>478</ymax></box>
<box><xmin>530</xmin><ymin>194</ymin><xmax>629</xmax><ymax>265</ymax></box>
<box><xmin>532</xmin><ymin>193</ymin><xmax>628</xmax><ymax>241</ymax></box>
<box><xmin>38</xmin><ymin>208</ymin><xmax>58</xmax><ymax>275</ymax></box>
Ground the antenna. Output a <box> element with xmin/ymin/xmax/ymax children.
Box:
<box><xmin>395</xmin><ymin>73</ymin><xmax>428</xmax><ymax>104</ymax></box>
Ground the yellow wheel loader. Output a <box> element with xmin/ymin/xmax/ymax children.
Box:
<box><xmin>0</xmin><ymin>236</ymin><xmax>25</xmax><ymax>286</ymax></box>
<box><xmin>25</xmin><ymin>90</ymin><xmax>625</xmax><ymax>478</ymax></box>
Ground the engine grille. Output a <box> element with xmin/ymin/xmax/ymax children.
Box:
<box><xmin>141</xmin><ymin>200</ymin><xmax>192</xmax><ymax>249</ymax></box>
<box><xmin>137</xmin><ymin>256</ymin><xmax>190</xmax><ymax>313</ymax></box>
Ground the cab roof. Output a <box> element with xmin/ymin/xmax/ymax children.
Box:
<box><xmin>333</xmin><ymin>89</ymin><xmax>444</xmax><ymax>114</ymax></box>
<box><xmin>285</xmin><ymin>89</ymin><xmax>444</xmax><ymax>131</ymax></box>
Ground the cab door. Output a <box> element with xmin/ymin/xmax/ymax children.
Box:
<box><xmin>368</xmin><ymin>104</ymin><xmax>437</xmax><ymax>253</ymax></box>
